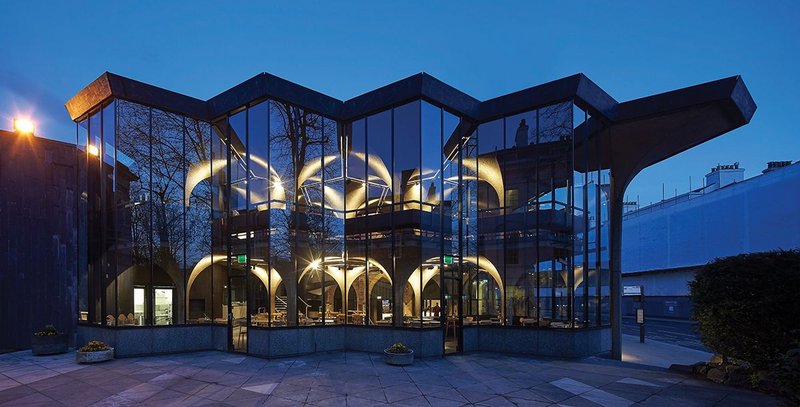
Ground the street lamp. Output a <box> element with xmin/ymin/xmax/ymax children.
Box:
<box><xmin>13</xmin><ymin>118</ymin><xmax>34</xmax><ymax>135</ymax></box>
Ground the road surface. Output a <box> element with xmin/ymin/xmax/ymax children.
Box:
<box><xmin>622</xmin><ymin>316</ymin><xmax>710</xmax><ymax>352</ymax></box>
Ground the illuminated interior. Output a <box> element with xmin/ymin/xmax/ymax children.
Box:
<box><xmin>75</xmin><ymin>96</ymin><xmax>610</xmax><ymax>337</ymax></box>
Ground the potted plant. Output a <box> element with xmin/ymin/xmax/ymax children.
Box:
<box><xmin>76</xmin><ymin>341</ymin><xmax>114</xmax><ymax>364</ymax></box>
<box><xmin>31</xmin><ymin>325</ymin><xmax>68</xmax><ymax>355</ymax></box>
<box><xmin>384</xmin><ymin>342</ymin><xmax>414</xmax><ymax>366</ymax></box>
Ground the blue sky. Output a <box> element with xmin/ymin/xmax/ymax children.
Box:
<box><xmin>1</xmin><ymin>1</ymin><xmax>797</xmax><ymax>204</ymax></box>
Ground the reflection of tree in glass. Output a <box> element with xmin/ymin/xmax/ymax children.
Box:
<box><xmin>116</xmin><ymin>101</ymin><xmax>211</xmax><ymax>273</ymax></box>
<box><xmin>184</xmin><ymin>118</ymin><xmax>211</xmax><ymax>266</ymax></box>
<box><xmin>269</xmin><ymin>102</ymin><xmax>336</xmax><ymax>198</ymax></box>
<box><xmin>538</xmin><ymin>102</ymin><xmax>573</xmax><ymax>143</ymax></box>
<box><xmin>269</xmin><ymin>102</ymin><xmax>338</xmax><ymax>263</ymax></box>
<box><xmin>116</xmin><ymin>101</ymin><xmax>151</xmax><ymax>263</ymax></box>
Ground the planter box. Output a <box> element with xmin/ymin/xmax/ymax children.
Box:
<box><xmin>76</xmin><ymin>348</ymin><xmax>114</xmax><ymax>364</ymax></box>
<box><xmin>31</xmin><ymin>334</ymin><xmax>68</xmax><ymax>355</ymax></box>
<box><xmin>384</xmin><ymin>349</ymin><xmax>414</xmax><ymax>366</ymax></box>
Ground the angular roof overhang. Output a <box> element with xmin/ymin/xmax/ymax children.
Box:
<box><xmin>65</xmin><ymin>72</ymin><xmax>207</xmax><ymax>121</ymax></box>
<box><xmin>479</xmin><ymin>74</ymin><xmax>617</xmax><ymax>122</ymax></box>
<box><xmin>206</xmin><ymin>72</ymin><xmax>343</xmax><ymax>120</ymax></box>
<box><xmin>340</xmin><ymin>73</ymin><xmax>481</xmax><ymax>120</ymax></box>
<box><xmin>596</xmin><ymin>76</ymin><xmax>756</xmax><ymax>199</ymax></box>
<box><xmin>65</xmin><ymin>71</ymin><xmax>756</xmax><ymax>189</ymax></box>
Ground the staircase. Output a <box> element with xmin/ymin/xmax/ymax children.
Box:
<box><xmin>275</xmin><ymin>296</ymin><xmax>288</xmax><ymax>313</ymax></box>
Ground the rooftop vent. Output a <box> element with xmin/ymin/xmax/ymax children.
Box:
<box><xmin>623</xmin><ymin>201</ymin><xmax>639</xmax><ymax>213</ymax></box>
<box><xmin>705</xmin><ymin>162</ymin><xmax>744</xmax><ymax>192</ymax></box>
<box><xmin>709</xmin><ymin>162</ymin><xmax>740</xmax><ymax>173</ymax></box>
<box><xmin>762</xmin><ymin>161</ymin><xmax>793</xmax><ymax>174</ymax></box>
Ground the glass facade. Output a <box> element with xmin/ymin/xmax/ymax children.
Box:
<box><xmin>76</xmin><ymin>95</ymin><xmax>610</xmax><ymax>350</ymax></box>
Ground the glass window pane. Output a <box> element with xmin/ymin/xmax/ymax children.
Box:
<box><xmin>392</xmin><ymin>102</ymin><xmax>422</xmax><ymax>326</ymax></box>
<box><xmin>298</xmin><ymin>111</ymin><xmax>325</xmax><ymax>325</ymax></box>
<box><xmin>345</xmin><ymin>119</ymin><xmax>366</xmax><ymax>217</ymax></box>
<box><xmin>323</xmin><ymin>119</ymin><xmax>345</xmax><ymax>324</ymax></box>
<box><xmin>102</xmin><ymin>102</ymin><xmax>117</xmax><ymax>325</ymax></box>
<box><xmin>420</xmin><ymin>101</ymin><xmax>442</xmax><ymax>328</ymax></box>
<box><xmin>211</xmin><ymin>119</ymin><xmax>229</xmax><ymax>324</ymax></box>
<box><xmin>77</xmin><ymin>118</ymin><xmax>89</xmax><ymax>323</ymax></box>
<box><xmin>503</xmin><ymin>110</ymin><xmax>537</xmax><ymax>325</ymax></box>
<box><xmin>185</xmin><ymin>117</ymin><xmax>212</xmax><ymax>324</ymax></box>
<box><xmin>149</xmin><ymin>109</ymin><xmax>186</xmax><ymax>325</ymax></box>
<box><xmin>115</xmin><ymin>101</ymin><xmax>152</xmax><ymax>325</ymax></box>
<box><xmin>475</xmin><ymin>119</ymin><xmax>503</xmax><ymax>323</ymax></box>
<box><xmin>368</xmin><ymin>110</ymin><xmax>392</xmax><ymax>214</ymax></box>
<box><xmin>247</xmin><ymin>102</ymin><xmax>270</xmax><ymax>327</ymax></box>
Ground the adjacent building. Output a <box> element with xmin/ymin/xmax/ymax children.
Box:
<box><xmin>622</xmin><ymin>161</ymin><xmax>800</xmax><ymax>318</ymax></box>
<box><xmin>64</xmin><ymin>71</ymin><xmax>755</xmax><ymax>359</ymax></box>
<box><xmin>0</xmin><ymin>130</ymin><xmax>78</xmax><ymax>351</ymax></box>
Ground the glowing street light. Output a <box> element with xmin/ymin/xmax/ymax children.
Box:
<box><xmin>87</xmin><ymin>144</ymin><xmax>100</xmax><ymax>156</ymax></box>
<box><xmin>13</xmin><ymin>118</ymin><xmax>35</xmax><ymax>134</ymax></box>
<box><xmin>310</xmin><ymin>259</ymin><xmax>321</xmax><ymax>270</ymax></box>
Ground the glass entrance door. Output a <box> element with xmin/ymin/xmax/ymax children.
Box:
<box><xmin>153</xmin><ymin>287</ymin><xmax>173</xmax><ymax>325</ymax></box>
<box><xmin>228</xmin><ymin>275</ymin><xmax>247</xmax><ymax>353</ymax></box>
<box><xmin>443</xmin><ymin>263</ymin><xmax>462</xmax><ymax>354</ymax></box>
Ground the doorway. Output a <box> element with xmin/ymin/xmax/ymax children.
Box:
<box><xmin>442</xmin><ymin>263</ymin><xmax>463</xmax><ymax>354</ymax></box>
<box><xmin>153</xmin><ymin>287</ymin><xmax>173</xmax><ymax>325</ymax></box>
<box><xmin>228</xmin><ymin>275</ymin><xmax>247</xmax><ymax>353</ymax></box>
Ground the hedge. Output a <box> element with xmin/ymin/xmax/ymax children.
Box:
<box><xmin>690</xmin><ymin>250</ymin><xmax>800</xmax><ymax>368</ymax></box>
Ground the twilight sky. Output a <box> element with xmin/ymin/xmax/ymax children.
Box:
<box><xmin>1</xmin><ymin>1</ymin><xmax>797</xmax><ymax>205</ymax></box>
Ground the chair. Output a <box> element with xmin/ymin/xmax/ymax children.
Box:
<box><xmin>237</xmin><ymin>322</ymin><xmax>247</xmax><ymax>347</ymax></box>
<box><xmin>445</xmin><ymin>318</ymin><xmax>458</xmax><ymax>337</ymax></box>
<box><xmin>252</xmin><ymin>313</ymin><xmax>268</xmax><ymax>327</ymax></box>
<box><xmin>118</xmin><ymin>314</ymin><xmax>128</xmax><ymax>325</ymax></box>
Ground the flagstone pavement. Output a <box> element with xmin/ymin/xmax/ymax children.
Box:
<box><xmin>0</xmin><ymin>350</ymin><xmax>784</xmax><ymax>406</ymax></box>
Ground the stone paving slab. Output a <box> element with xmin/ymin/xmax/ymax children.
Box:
<box><xmin>0</xmin><ymin>349</ymin><xmax>785</xmax><ymax>406</ymax></box>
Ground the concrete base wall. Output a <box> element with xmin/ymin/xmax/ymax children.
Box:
<box><xmin>248</xmin><ymin>326</ymin><xmax>442</xmax><ymax>358</ymax></box>
<box><xmin>463</xmin><ymin>326</ymin><xmax>611</xmax><ymax>358</ymax></box>
<box><xmin>344</xmin><ymin>327</ymin><xmax>442</xmax><ymax>357</ymax></box>
<box><xmin>77</xmin><ymin>325</ymin><xmax>226</xmax><ymax>357</ymax></box>
<box><xmin>78</xmin><ymin>324</ymin><xmax>607</xmax><ymax>359</ymax></box>
<box><xmin>247</xmin><ymin>326</ymin><xmax>345</xmax><ymax>358</ymax></box>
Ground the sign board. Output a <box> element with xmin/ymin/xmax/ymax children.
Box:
<box><xmin>636</xmin><ymin>308</ymin><xmax>644</xmax><ymax>324</ymax></box>
<box><xmin>444</xmin><ymin>255</ymin><xmax>453</xmax><ymax>265</ymax></box>
<box><xmin>237</xmin><ymin>254</ymin><xmax>247</xmax><ymax>264</ymax></box>
<box><xmin>623</xmin><ymin>285</ymin><xmax>642</xmax><ymax>296</ymax></box>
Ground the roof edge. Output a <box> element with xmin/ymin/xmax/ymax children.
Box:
<box><xmin>65</xmin><ymin>72</ymin><xmax>208</xmax><ymax>121</ymax></box>
<box><xmin>614</xmin><ymin>75</ymin><xmax>756</xmax><ymax>124</ymax></box>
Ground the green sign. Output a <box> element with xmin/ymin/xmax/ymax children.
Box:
<box><xmin>444</xmin><ymin>255</ymin><xmax>453</xmax><ymax>264</ymax></box>
<box><xmin>237</xmin><ymin>254</ymin><xmax>247</xmax><ymax>264</ymax></box>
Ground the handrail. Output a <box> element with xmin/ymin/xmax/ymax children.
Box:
<box><xmin>298</xmin><ymin>297</ymin><xmax>311</xmax><ymax>320</ymax></box>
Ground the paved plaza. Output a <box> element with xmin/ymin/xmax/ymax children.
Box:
<box><xmin>0</xmin><ymin>350</ymin><xmax>783</xmax><ymax>406</ymax></box>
